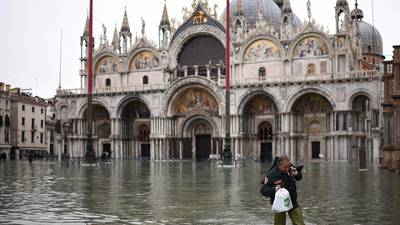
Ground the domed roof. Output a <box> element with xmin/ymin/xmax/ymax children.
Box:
<box><xmin>358</xmin><ymin>21</ymin><xmax>383</xmax><ymax>56</ymax></box>
<box><xmin>223</xmin><ymin>0</ymin><xmax>301</xmax><ymax>32</ymax></box>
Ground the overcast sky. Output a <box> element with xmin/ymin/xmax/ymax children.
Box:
<box><xmin>0</xmin><ymin>0</ymin><xmax>398</xmax><ymax>98</ymax></box>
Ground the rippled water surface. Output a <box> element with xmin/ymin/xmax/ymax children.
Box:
<box><xmin>0</xmin><ymin>161</ymin><xmax>399</xmax><ymax>225</ymax></box>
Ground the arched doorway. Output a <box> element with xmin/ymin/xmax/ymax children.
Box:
<box><xmin>291</xmin><ymin>93</ymin><xmax>333</xmax><ymax>160</ymax></box>
<box><xmin>167</xmin><ymin>86</ymin><xmax>221</xmax><ymax>161</ymax></box>
<box><xmin>241</xmin><ymin>93</ymin><xmax>278</xmax><ymax>160</ymax></box>
<box><xmin>181</xmin><ymin>118</ymin><xmax>215</xmax><ymax>161</ymax></box>
<box><xmin>82</xmin><ymin>104</ymin><xmax>111</xmax><ymax>157</ymax></box>
<box><xmin>258</xmin><ymin>121</ymin><xmax>273</xmax><ymax>162</ymax></box>
<box><xmin>138</xmin><ymin>124</ymin><xmax>150</xmax><ymax>159</ymax></box>
<box><xmin>119</xmin><ymin>99</ymin><xmax>151</xmax><ymax>159</ymax></box>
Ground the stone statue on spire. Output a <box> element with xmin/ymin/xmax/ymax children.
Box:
<box><xmin>307</xmin><ymin>0</ymin><xmax>312</xmax><ymax>22</ymax></box>
<box><xmin>102</xmin><ymin>24</ymin><xmax>108</xmax><ymax>46</ymax></box>
<box><xmin>141</xmin><ymin>17</ymin><xmax>146</xmax><ymax>37</ymax></box>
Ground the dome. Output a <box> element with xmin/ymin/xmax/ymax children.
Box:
<box><xmin>222</xmin><ymin>0</ymin><xmax>301</xmax><ymax>32</ymax></box>
<box><xmin>358</xmin><ymin>21</ymin><xmax>383</xmax><ymax>56</ymax></box>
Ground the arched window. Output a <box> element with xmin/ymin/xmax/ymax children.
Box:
<box><xmin>307</xmin><ymin>64</ymin><xmax>316</xmax><ymax>75</ymax></box>
<box><xmin>105</xmin><ymin>79</ymin><xmax>111</xmax><ymax>87</ymax></box>
<box><xmin>259</xmin><ymin>67</ymin><xmax>266</xmax><ymax>80</ymax></box>
<box><xmin>143</xmin><ymin>76</ymin><xmax>149</xmax><ymax>85</ymax></box>
<box><xmin>258</xmin><ymin>122</ymin><xmax>273</xmax><ymax>141</ymax></box>
<box><xmin>139</xmin><ymin>124</ymin><xmax>150</xmax><ymax>142</ymax></box>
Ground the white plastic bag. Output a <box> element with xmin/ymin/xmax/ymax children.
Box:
<box><xmin>271</xmin><ymin>188</ymin><xmax>293</xmax><ymax>213</ymax></box>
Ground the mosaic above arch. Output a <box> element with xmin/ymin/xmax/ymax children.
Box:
<box><xmin>172</xmin><ymin>87</ymin><xmax>219</xmax><ymax>116</ymax></box>
<box><xmin>244</xmin><ymin>39</ymin><xmax>281</xmax><ymax>62</ymax></box>
<box><xmin>292</xmin><ymin>93</ymin><xmax>333</xmax><ymax>114</ymax></box>
<box><xmin>293</xmin><ymin>37</ymin><xmax>329</xmax><ymax>58</ymax></box>
<box><xmin>244</xmin><ymin>95</ymin><xmax>276</xmax><ymax>115</ymax></box>
<box><xmin>96</xmin><ymin>56</ymin><xmax>119</xmax><ymax>74</ymax></box>
<box><xmin>130</xmin><ymin>51</ymin><xmax>160</xmax><ymax>70</ymax></box>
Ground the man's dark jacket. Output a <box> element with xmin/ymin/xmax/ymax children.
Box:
<box><xmin>260</xmin><ymin>165</ymin><xmax>302</xmax><ymax>209</ymax></box>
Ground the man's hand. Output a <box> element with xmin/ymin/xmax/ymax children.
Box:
<box><xmin>290</xmin><ymin>167</ymin><xmax>298</xmax><ymax>176</ymax></box>
<box><xmin>264</xmin><ymin>176</ymin><xmax>269</xmax><ymax>184</ymax></box>
<box><xmin>275</xmin><ymin>185</ymin><xmax>281</xmax><ymax>191</ymax></box>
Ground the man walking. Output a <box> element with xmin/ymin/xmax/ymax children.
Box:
<box><xmin>261</xmin><ymin>155</ymin><xmax>305</xmax><ymax>225</ymax></box>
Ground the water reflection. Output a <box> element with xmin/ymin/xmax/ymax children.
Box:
<box><xmin>0</xmin><ymin>161</ymin><xmax>399</xmax><ymax>224</ymax></box>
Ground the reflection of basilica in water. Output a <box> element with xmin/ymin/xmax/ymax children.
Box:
<box><xmin>55</xmin><ymin>0</ymin><xmax>384</xmax><ymax>163</ymax></box>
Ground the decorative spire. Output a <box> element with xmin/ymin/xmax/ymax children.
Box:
<box><xmin>236</xmin><ymin>0</ymin><xmax>244</xmax><ymax>16</ymax></box>
<box><xmin>83</xmin><ymin>14</ymin><xmax>89</xmax><ymax>37</ymax></box>
<box><xmin>282</xmin><ymin>0</ymin><xmax>292</xmax><ymax>14</ymax></box>
<box><xmin>120</xmin><ymin>7</ymin><xmax>131</xmax><ymax>33</ymax></box>
<box><xmin>112</xmin><ymin>25</ymin><xmax>120</xmax><ymax>51</ymax></box>
<box><xmin>160</xmin><ymin>0</ymin><xmax>171</xmax><ymax>29</ymax></box>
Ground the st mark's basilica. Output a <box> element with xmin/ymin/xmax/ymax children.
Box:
<box><xmin>55</xmin><ymin>0</ymin><xmax>384</xmax><ymax>163</ymax></box>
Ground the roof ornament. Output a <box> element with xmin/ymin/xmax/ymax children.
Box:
<box><xmin>307</xmin><ymin>0</ymin><xmax>312</xmax><ymax>22</ymax></box>
<box><xmin>213</xmin><ymin>4</ymin><xmax>218</xmax><ymax>19</ymax></box>
<box><xmin>257</xmin><ymin>0</ymin><xmax>264</xmax><ymax>20</ymax></box>
<box><xmin>141</xmin><ymin>17</ymin><xmax>146</xmax><ymax>38</ymax></box>
<box><xmin>102</xmin><ymin>24</ymin><xmax>109</xmax><ymax>46</ymax></box>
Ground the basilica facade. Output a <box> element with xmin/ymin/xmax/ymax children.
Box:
<box><xmin>55</xmin><ymin>0</ymin><xmax>384</xmax><ymax>163</ymax></box>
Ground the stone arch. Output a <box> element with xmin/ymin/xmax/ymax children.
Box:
<box><xmin>56</xmin><ymin>102</ymin><xmax>70</xmax><ymax>120</ymax></box>
<box><xmin>348</xmin><ymin>89</ymin><xmax>375</xmax><ymax>109</ymax></box>
<box><xmin>127</xmin><ymin>48</ymin><xmax>161</xmax><ymax>71</ymax></box>
<box><xmin>93</xmin><ymin>53</ymin><xmax>121</xmax><ymax>74</ymax></box>
<box><xmin>77</xmin><ymin>98</ymin><xmax>110</xmax><ymax>119</ymax></box>
<box><xmin>179</xmin><ymin>114</ymin><xmax>219</xmax><ymax>138</ymax></box>
<box><xmin>117</xmin><ymin>96</ymin><xmax>152</xmax><ymax>118</ymax></box>
<box><xmin>161</xmin><ymin>76</ymin><xmax>225</xmax><ymax>116</ymax></box>
<box><xmin>285</xmin><ymin>87</ymin><xmax>336</xmax><ymax>112</ymax></box>
<box><xmin>240</xmin><ymin>35</ymin><xmax>284</xmax><ymax>62</ymax></box>
<box><xmin>168</xmin><ymin>25</ymin><xmax>228</xmax><ymax>68</ymax></box>
<box><xmin>289</xmin><ymin>33</ymin><xmax>332</xmax><ymax>59</ymax></box>
<box><xmin>237</xmin><ymin>89</ymin><xmax>281</xmax><ymax>114</ymax></box>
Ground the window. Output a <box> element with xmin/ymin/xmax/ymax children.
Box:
<box><xmin>52</xmin><ymin>113</ymin><xmax>55</xmax><ymax>119</ymax></box>
<box><xmin>4</xmin><ymin>115</ymin><xmax>9</xmax><ymax>127</ymax></box>
<box><xmin>259</xmin><ymin>67</ymin><xmax>266</xmax><ymax>80</ymax></box>
<box><xmin>32</xmin><ymin>118</ymin><xmax>35</xmax><ymax>129</ymax></box>
<box><xmin>143</xmin><ymin>76</ymin><xmax>149</xmax><ymax>85</ymax></box>
<box><xmin>5</xmin><ymin>100</ymin><xmax>8</xmax><ymax>109</ymax></box>
<box><xmin>0</xmin><ymin>116</ymin><xmax>3</xmax><ymax>127</ymax></box>
<box><xmin>21</xmin><ymin>131</ymin><xmax>25</xmax><ymax>142</ymax></box>
<box><xmin>41</xmin><ymin>120</ymin><xmax>44</xmax><ymax>128</ymax></box>
<box><xmin>5</xmin><ymin>130</ymin><xmax>9</xmax><ymax>143</ymax></box>
<box><xmin>40</xmin><ymin>133</ymin><xmax>43</xmax><ymax>143</ymax></box>
<box><xmin>41</xmin><ymin>108</ymin><xmax>44</xmax><ymax>114</ymax></box>
<box><xmin>22</xmin><ymin>105</ymin><xmax>25</xmax><ymax>111</ymax></box>
<box><xmin>307</xmin><ymin>64</ymin><xmax>316</xmax><ymax>75</ymax></box>
<box><xmin>31</xmin><ymin>131</ymin><xmax>35</xmax><ymax>143</ymax></box>
<box><xmin>105</xmin><ymin>79</ymin><xmax>111</xmax><ymax>87</ymax></box>
<box><xmin>32</xmin><ymin>106</ymin><xmax>35</xmax><ymax>113</ymax></box>
<box><xmin>22</xmin><ymin>117</ymin><xmax>25</xmax><ymax>126</ymax></box>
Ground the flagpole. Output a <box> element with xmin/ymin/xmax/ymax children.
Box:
<box><xmin>85</xmin><ymin>0</ymin><xmax>95</xmax><ymax>162</ymax></box>
<box><xmin>223</xmin><ymin>0</ymin><xmax>232</xmax><ymax>164</ymax></box>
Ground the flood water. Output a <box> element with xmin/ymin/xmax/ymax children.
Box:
<box><xmin>0</xmin><ymin>160</ymin><xmax>399</xmax><ymax>225</ymax></box>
